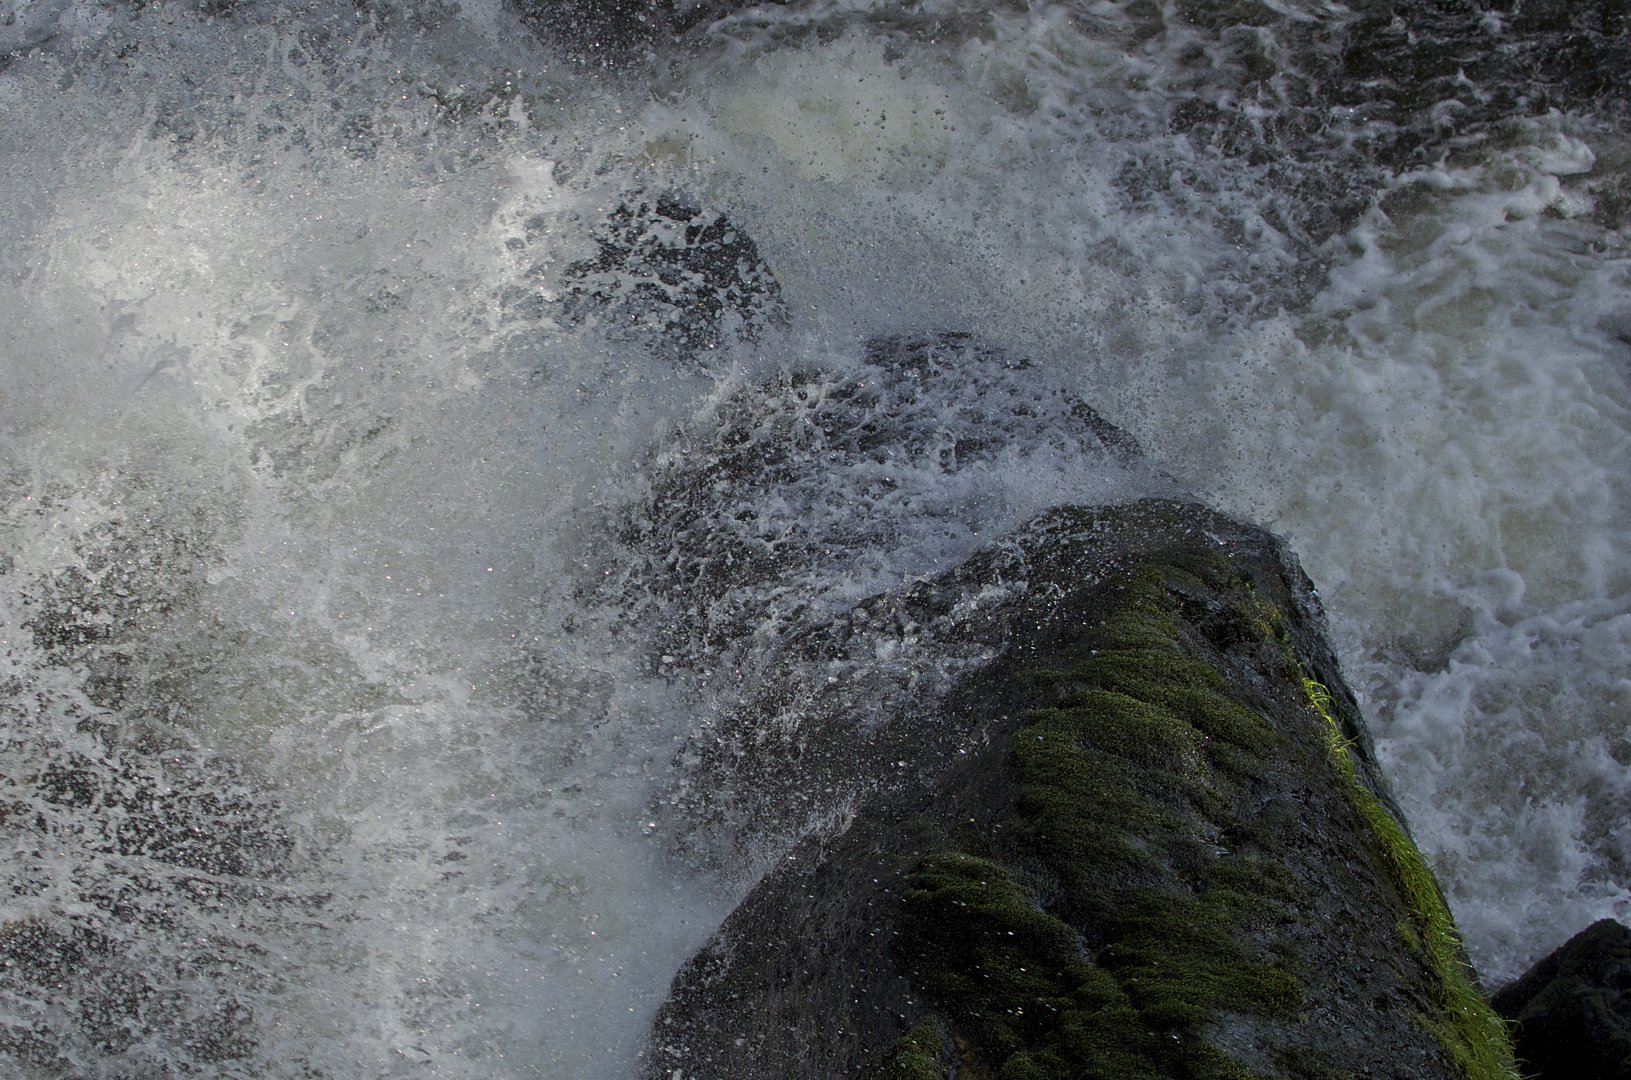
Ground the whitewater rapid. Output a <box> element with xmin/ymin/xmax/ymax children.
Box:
<box><xmin>0</xmin><ymin>1</ymin><xmax>1627</xmax><ymax>1076</ymax></box>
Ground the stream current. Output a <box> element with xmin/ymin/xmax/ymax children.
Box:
<box><xmin>0</xmin><ymin>1</ymin><xmax>1629</xmax><ymax>1076</ymax></box>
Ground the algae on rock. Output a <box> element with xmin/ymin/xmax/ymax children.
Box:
<box><xmin>887</xmin><ymin>544</ymin><xmax>1514</xmax><ymax>1079</ymax></box>
<box><xmin>643</xmin><ymin>500</ymin><xmax>1517</xmax><ymax>1080</ymax></box>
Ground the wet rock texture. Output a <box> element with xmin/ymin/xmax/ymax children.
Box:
<box><xmin>1493</xmin><ymin>919</ymin><xmax>1631</xmax><ymax>1080</ymax></box>
<box><xmin>641</xmin><ymin>499</ymin><xmax>1513</xmax><ymax>1080</ymax></box>
<box><xmin>506</xmin><ymin>0</ymin><xmax>738</xmax><ymax>66</ymax></box>
<box><xmin>588</xmin><ymin>332</ymin><xmax>1153</xmax><ymax>875</ymax></box>
<box><xmin>554</xmin><ymin>191</ymin><xmax>786</xmax><ymax>365</ymax></box>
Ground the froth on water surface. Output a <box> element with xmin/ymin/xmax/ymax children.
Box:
<box><xmin>0</xmin><ymin>0</ymin><xmax>1629</xmax><ymax>1073</ymax></box>
<box><xmin>0</xmin><ymin>7</ymin><xmax>745</xmax><ymax>1075</ymax></box>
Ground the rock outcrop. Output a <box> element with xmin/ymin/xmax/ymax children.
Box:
<box><xmin>640</xmin><ymin>499</ymin><xmax>1517</xmax><ymax>1080</ymax></box>
<box><xmin>1493</xmin><ymin>918</ymin><xmax>1631</xmax><ymax>1080</ymax></box>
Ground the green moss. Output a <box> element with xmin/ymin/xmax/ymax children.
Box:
<box><xmin>890</xmin><ymin>554</ymin><xmax>1300</xmax><ymax>1080</ymax></box>
<box><xmin>1300</xmin><ymin>677</ymin><xmax>1518</xmax><ymax>1080</ymax></box>
<box><xmin>887</xmin><ymin>545</ymin><xmax>1517</xmax><ymax>1079</ymax></box>
<box><xmin>895</xmin><ymin>853</ymin><xmax>1130</xmax><ymax>1067</ymax></box>
<box><xmin>876</xmin><ymin>1017</ymin><xmax>951</xmax><ymax>1080</ymax></box>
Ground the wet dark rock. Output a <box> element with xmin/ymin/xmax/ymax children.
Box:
<box><xmin>550</xmin><ymin>191</ymin><xmax>785</xmax><ymax>365</ymax></box>
<box><xmin>641</xmin><ymin>498</ymin><xmax>1515</xmax><ymax>1079</ymax></box>
<box><xmin>586</xmin><ymin>333</ymin><xmax>1157</xmax><ymax>868</ymax></box>
<box><xmin>597</xmin><ymin>331</ymin><xmax>1141</xmax><ymax>653</ymax></box>
<box><xmin>506</xmin><ymin>0</ymin><xmax>743</xmax><ymax>67</ymax></box>
<box><xmin>1492</xmin><ymin>918</ymin><xmax>1631</xmax><ymax>1079</ymax></box>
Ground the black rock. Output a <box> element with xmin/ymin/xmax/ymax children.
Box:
<box><xmin>548</xmin><ymin>191</ymin><xmax>785</xmax><ymax>365</ymax></box>
<box><xmin>641</xmin><ymin>497</ymin><xmax>1517</xmax><ymax>1080</ymax></box>
<box><xmin>609</xmin><ymin>339</ymin><xmax>1516</xmax><ymax>1078</ymax></box>
<box><xmin>1492</xmin><ymin>919</ymin><xmax>1631</xmax><ymax>1079</ymax></box>
<box><xmin>505</xmin><ymin>0</ymin><xmax>742</xmax><ymax>67</ymax></box>
<box><xmin>584</xmin><ymin>334</ymin><xmax>1158</xmax><ymax>872</ymax></box>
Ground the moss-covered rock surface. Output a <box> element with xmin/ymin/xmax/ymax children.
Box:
<box><xmin>643</xmin><ymin>500</ymin><xmax>1517</xmax><ymax>1080</ymax></box>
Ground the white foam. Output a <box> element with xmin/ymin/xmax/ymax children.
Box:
<box><xmin>0</xmin><ymin>9</ymin><xmax>739</xmax><ymax>1074</ymax></box>
<box><xmin>2</xmin><ymin>1</ymin><xmax>1629</xmax><ymax>1071</ymax></box>
<box><xmin>1155</xmin><ymin>130</ymin><xmax>1631</xmax><ymax>982</ymax></box>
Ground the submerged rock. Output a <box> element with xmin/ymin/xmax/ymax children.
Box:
<box><xmin>641</xmin><ymin>498</ymin><xmax>1517</xmax><ymax>1079</ymax></box>
<box><xmin>1492</xmin><ymin>918</ymin><xmax>1631</xmax><ymax>1080</ymax></box>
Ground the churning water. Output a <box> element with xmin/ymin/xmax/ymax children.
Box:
<box><xmin>0</xmin><ymin>0</ymin><xmax>1627</xmax><ymax>1075</ymax></box>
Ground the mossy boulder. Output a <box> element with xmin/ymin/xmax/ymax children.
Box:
<box><xmin>641</xmin><ymin>499</ymin><xmax>1516</xmax><ymax>1080</ymax></box>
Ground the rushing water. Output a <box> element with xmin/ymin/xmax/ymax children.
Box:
<box><xmin>0</xmin><ymin>1</ymin><xmax>1627</xmax><ymax>1076</ymax></box>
